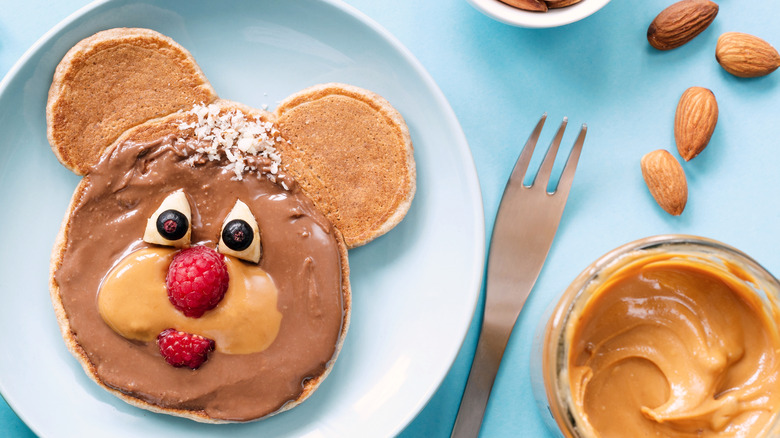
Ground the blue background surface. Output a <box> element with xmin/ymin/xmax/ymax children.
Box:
<box><xmin>4</xmin><ymin>0</ymin><xmax>780</xmax><ymax>436</ymax></box>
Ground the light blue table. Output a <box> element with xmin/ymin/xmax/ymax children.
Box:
<box><xmin>4</xmin><ymin>0</ymin><xmax>780</xmax><ymax>436</ymax></box>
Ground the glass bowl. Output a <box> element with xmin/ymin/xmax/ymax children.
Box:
<box><xmin>532</xmin><ymin>235</ymin><xmax>780</xmax><ymax>437</ymax></box>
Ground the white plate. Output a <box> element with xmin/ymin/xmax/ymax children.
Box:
<box><xmin>0</xmin><ymin>0</ymin><xmax>484</xmax><ymax>436</ymax></box>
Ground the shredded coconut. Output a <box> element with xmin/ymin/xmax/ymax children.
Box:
<box><xmin>177</xmin><ymin>103</ymin><xmax>284</xmax><ymax>183</ymax></box>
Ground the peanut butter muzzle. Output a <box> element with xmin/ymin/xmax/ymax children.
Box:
<box><xmin>98</xmin><ymin>248</ymin><xmax>282</xmax><ymax>354</ymax></box>
<box><xmin>539</xmin><ymin>236</ymin><xmax>780</xmax><ymax>438</ymax></box>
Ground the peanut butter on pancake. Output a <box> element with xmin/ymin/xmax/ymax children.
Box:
<box><xmin>276</xmin><ymin>83</ymin><xmax>416</xmax><ymax>248</ymax></box>
<box><xmin>47</xmin><ymin>28</ymin><xmax>217</xmax><ymax>175</ymax></box>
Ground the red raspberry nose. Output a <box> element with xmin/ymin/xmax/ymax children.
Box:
<box><xmin>165</xmin><ymin>246</ymin><xmax>230</xmax><ymax>318</ymax></box>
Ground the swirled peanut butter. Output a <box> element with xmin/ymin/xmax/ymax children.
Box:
<box><xmin>53</xmin><ymin>116</ymin><xmax>346</xmax><ymax>421</ymax></box>
<box><xmin>568</xmin><ymin>253</ymin><xmax>780</xmax><ymax>437</ymax></box>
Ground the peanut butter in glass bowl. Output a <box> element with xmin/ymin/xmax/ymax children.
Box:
<box><xmin>533</xmin><ymin>235</ymin><xmax>780</xmax><ymax>438</ymax></box>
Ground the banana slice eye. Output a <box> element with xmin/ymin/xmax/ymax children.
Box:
<box><xmin>219</xmin><ymin>200</ymin><xmax>261</xmax><ymax>263</ymax></box>
<box><xmin>143</xmin><ymin>190</ymin><xmax>192</xmax><ymax>247</ymax></box>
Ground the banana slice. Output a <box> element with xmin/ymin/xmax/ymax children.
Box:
<box><xmin>218</xmin><ymin>200</ymin><xmax>261</xmax><ymax>263</ymax></box>
<box><xmin>143</xmin><ymin>190</ymin><xmax>191</xmax><ymax>247</ymax></box>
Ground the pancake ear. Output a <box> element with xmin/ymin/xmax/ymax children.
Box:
<box><xmin>275</xmin><ymin>83</ymin><xmax>416</xmax><ymax>248</ymax></box>
<box><xmin>46</xmin><ymin>28</ymin><xmax>218</xmax><ymax>175</ymax></box>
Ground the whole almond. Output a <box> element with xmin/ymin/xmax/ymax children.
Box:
<box><xmin>675</xmin><ymin>87</ymin><xmax>718</xmax><ymax>161</ymax></box>
<box><xmin>498</xmin><ymin>0</ymin><xmax>547</xmax><ymax>12</ymax></box>
<box><xmin>647</xmin><ymin>0</ymin><xmax>719</xmax><ymax>51</ymax></box>
<box><xmin>641</xmin><ymin>150</ymin><xmax>688</xmax><ymax>216</ymax></box>
<box><xmin>716</xmin><ymin>32</ymin><xmax>780</xmax><ymax>78</ymax></box>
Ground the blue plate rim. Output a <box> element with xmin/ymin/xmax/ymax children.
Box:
<box><xmin>0</xmin><ymin>0</ymin><xmax>486</xmax><ymax>436</ymax></box>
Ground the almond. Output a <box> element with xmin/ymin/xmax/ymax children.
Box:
<box><xmin>641</xmin><ymin>150</ymin><xmax>688</xmax><ymax>216</ymax></box>
<box><xmin>647</xmin><ymin>0</ymin><xmax>718</xmax><ymax>51</ymax></box>
<box><xmin>498</xmin><ymin>0</ymin><xmax>547</xmax><ymax>12</ymax></box>
<box><xmin>546</xmin><ymin>0</ymin><xmax>582</xmax><ymax>8</ymax></box>
<box><xmin>674</xmin><ymin>87</ymin><xmax>718</xmax><ymax>161</ymax></box>
<box><xmin>716</xmin><ymin>32</ymin><xmax>780</xmax><ymax>78</ymax></box>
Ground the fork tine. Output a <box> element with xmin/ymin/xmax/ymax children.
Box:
<box><xmin>509</xmin><ymin>113</ymin><xmax>547</xmax><ymax>183</ymax></box>
<box><xmin>533</xmin><ymin>117</ymin><xmax>568</xmax><ymax>190</ymax></box>
<box><xmin>553</xmin><ymin>123</ymin><xmax>587</xmax><ymax>198</ymax></box>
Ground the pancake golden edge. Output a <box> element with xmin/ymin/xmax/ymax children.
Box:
<box><xmin>276</xmin><ymin>83</ymin><xmax>416</xmax><ymax>248</ymax></box>
<box><xmin>48</xmin><ymin>102</ymin><xmax>353</xmax><ymax>423</ymax></box>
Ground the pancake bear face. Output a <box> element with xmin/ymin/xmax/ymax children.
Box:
<box><xmin>46</xmin><ymin>28</ymin><xmax>415</xmax><ymax>423</ymax></box>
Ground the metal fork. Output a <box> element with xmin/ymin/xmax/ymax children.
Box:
<box><xmin>451</xmin><ymin>114</ymin><xmax>587</xmax><ymax>437</ymax></box>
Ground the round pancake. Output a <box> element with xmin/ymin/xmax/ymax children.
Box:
<box><xmin>275</xmin><ymin>83</ymin><xmax>416</xmax><ymax>248</ymax></box>
<box><xmin>50</xmin><ymin>102</ymin><xmax>351</xmax><ymax>422</ymax></box>
<box><xmin>47</xmin><ymin>28</ymin><xmax>218</xmax><ymax>175</ymax></box>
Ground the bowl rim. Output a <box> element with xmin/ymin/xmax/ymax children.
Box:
<box><xmin>465</xmin><ymin>0</ymin><xmax>612</xmax><ymax>28</ymax></box>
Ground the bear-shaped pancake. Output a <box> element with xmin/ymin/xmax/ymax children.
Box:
<box><xmin>46</xmin><ymin>28</ymin><xmax>415</xmax><ymax>423</ymax></box>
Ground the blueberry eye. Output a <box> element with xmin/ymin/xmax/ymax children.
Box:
<box><xmin>221</xmin><ymin>219</ymin><xmax>254</xmax><ymax>251</ymax></box>
<box><xmin>157</xmin><ymin>210</ymin><xmax>189</xmax><ymax>241</ymax></box>
<box><xmin>218</xmin><ymin>200</ymin><xmax>261</xmax><ymax>263</ymax></box>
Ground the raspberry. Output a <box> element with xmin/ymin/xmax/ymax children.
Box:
<box><xmin>157</xmin><ymin>329</ymin><xmax>215</xmax><ymax>369</ymax></box>
<box><xmin>166</xmin><ymin>246</ymin><xmax>229</xmax><ymax>318</ymax></box>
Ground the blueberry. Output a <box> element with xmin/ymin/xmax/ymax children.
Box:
<box><xmin>222</xmin><ymin>219</ymin><xmax>253</xmax><ymax>251</ymax></box>
<box><xmin>156</xmin><ymin>209</ymin><xmax>189</xmax><ymax>241</ymax></box>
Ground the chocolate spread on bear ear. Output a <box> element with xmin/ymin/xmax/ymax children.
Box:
<box><xmin>53</xmin><ymin>127</ymin><xmax>345</xmax><ymax>421</ymax></box>
<box><xmin>567</xmin><ymin>254</ymin><xmax>780</xmax><ymax>437</ymax></box>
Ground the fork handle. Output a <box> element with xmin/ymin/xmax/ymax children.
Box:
<box><xmin>450</xmin><ymin>319</ymin><xmax>513</xmax><ymax>438</ymax></box>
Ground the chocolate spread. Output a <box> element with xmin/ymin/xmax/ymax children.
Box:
<box><xmin>53</xmin><ymin>123</ymin><xmax>345</xmax><ymax>421</ymax></box>
<box><xmin>567</xmin><ymin>253</ymin><xmax>780</xmax><ymax>437</ymax></box>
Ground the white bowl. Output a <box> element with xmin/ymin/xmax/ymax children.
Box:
<box><xmin>466</xmin><ymin>0</ymin><xmax>611</xmax><ymax>28</ymax></box>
